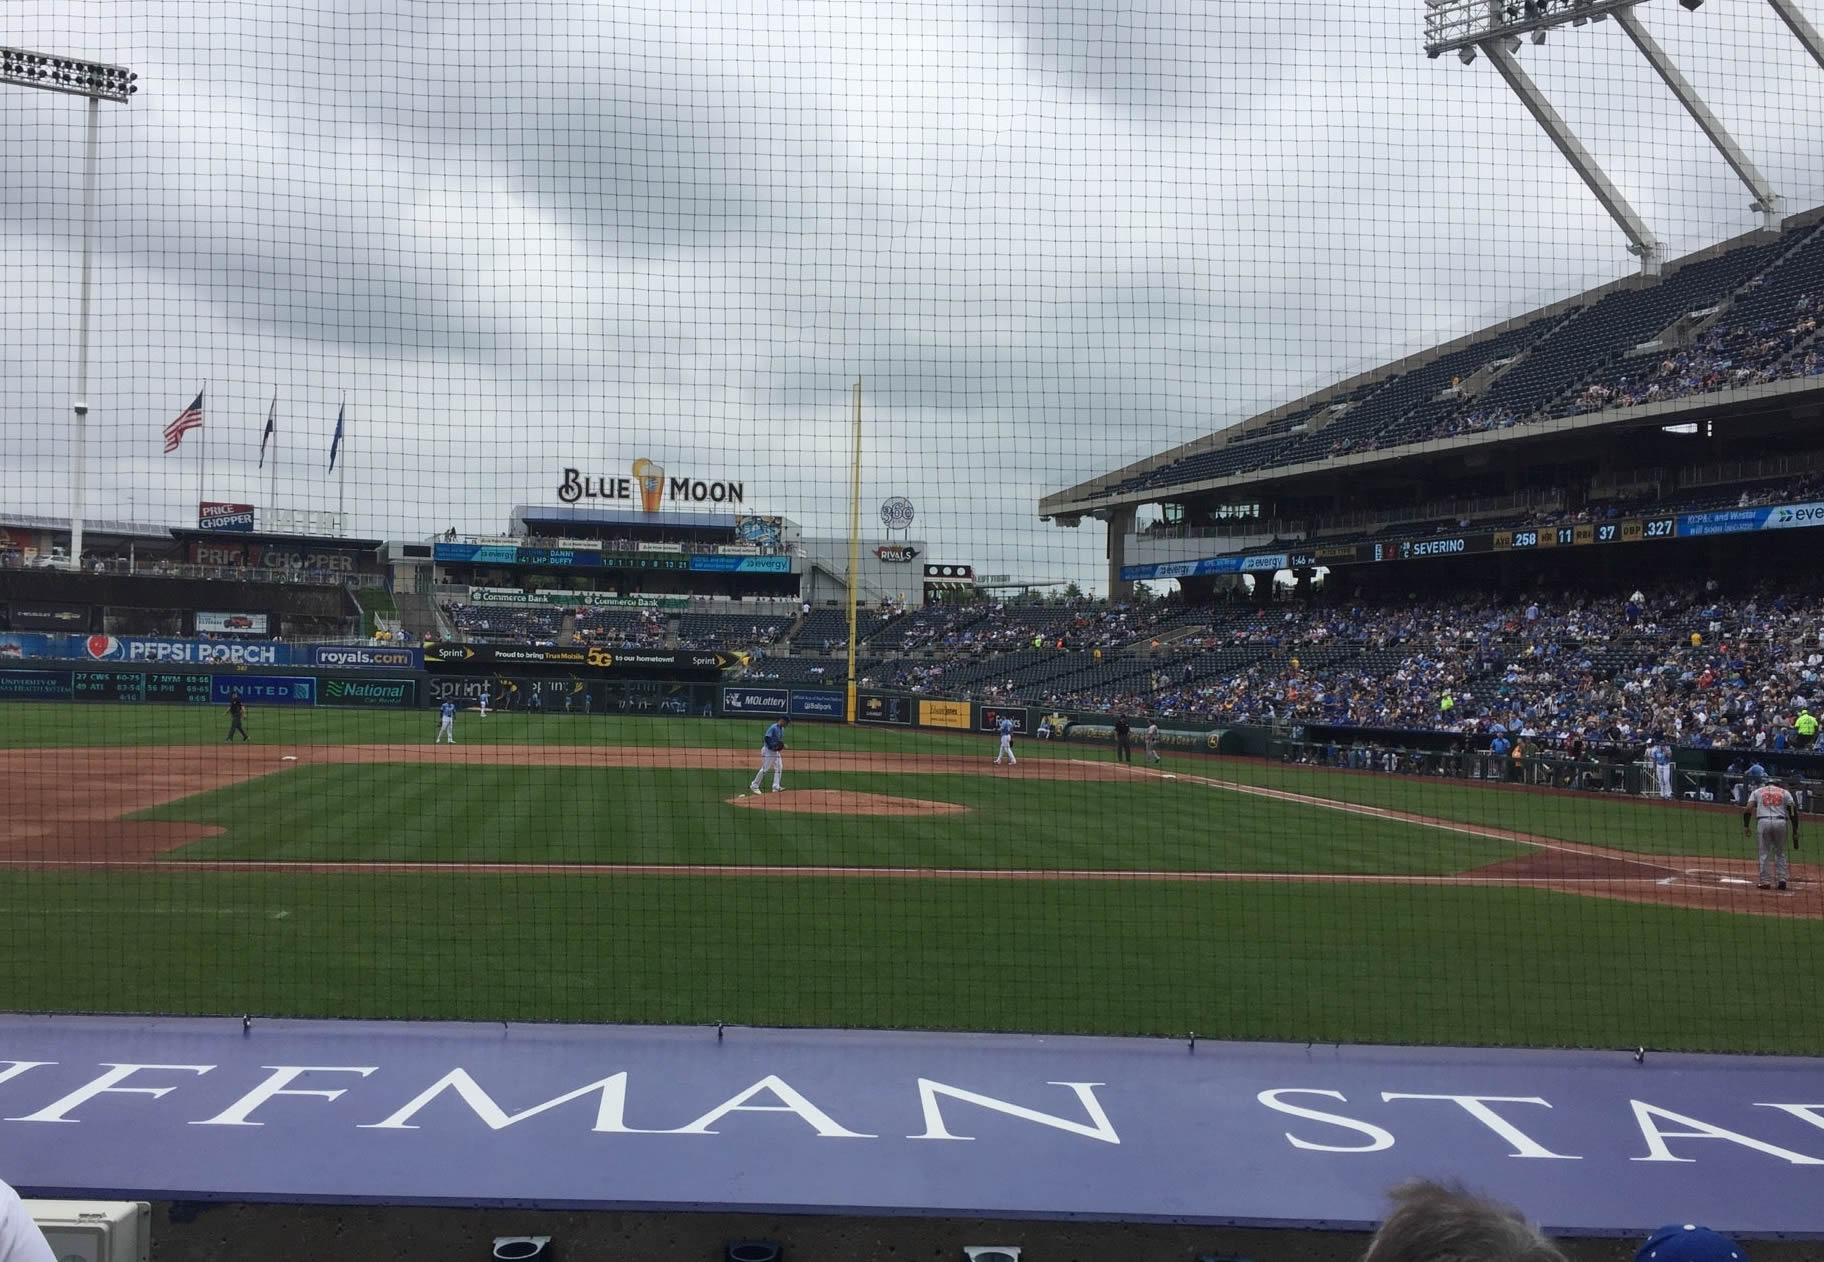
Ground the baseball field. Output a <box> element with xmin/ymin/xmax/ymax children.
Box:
<box><xmin>1</xmin><ymin>702</ymin><xmax>1818</xmax><ymax>1054</ymax></box>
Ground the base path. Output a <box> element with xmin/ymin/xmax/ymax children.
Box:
<box><xmin>0</xmin><ymin>744</ymin><xmax>1812</xmax><ymax>918</ymax></box>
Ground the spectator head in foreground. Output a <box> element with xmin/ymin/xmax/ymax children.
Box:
<box><xmin>1362</xmin><ymin>1179</ymin><xmax>1567</xmax><ymax>1262</ymax></box>
<box><xmin>1636</xmin><ymin>1225</ymin><xmax>1748</xmax><ymax>1262</ymax></box>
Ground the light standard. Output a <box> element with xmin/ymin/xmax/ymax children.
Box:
<box><xmin>0</xmin><ymin>47</ymin><xmax>137</xmax><ymax>569</ymax></box>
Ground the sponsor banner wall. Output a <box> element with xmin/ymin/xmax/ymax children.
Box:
<box><xmin>187</xmin><ymin>540</ymin><xmax>363</xmax><ymax>573</ymax></box>
<box><xmin>76</xmin><ymin>635</ymin><xmax>295</xmax><ymax>666</ymax></box>
<box><xmin>533</xmin><ymin>591</ymin><xmax>689</xmax><ymax>611</ymax></box>
<box><xmin>211</xmin><ymin>675</ymin><xmax>316</xmax><ymax>706</ymax></box>
<box><xmin>1053</xmin><ymin>720</ymin><xmax>1235</xmax><ymax>752</ymax></box>
<box><xmin>918</xmin><ymin>699</ymin><xmax>972</xmax><ymax>730</ymax></box>
<box><xmin>319</xmin><ymin>677</ymin><xmax>418</xmax><ymax>708</ymax></box>
<box><xmin>979</xmin><ymin>704</ymin><xmax>1031</xmax><ymax>735</ymax></box>
<box><xmin>6</xmin><ymin>602</ymin><xmax>91</xmax><ymax>631</ymax></box>
<box><xmin>196</xmin><ymin>611</ymin><xmax>270</xmax><ymax>635</ymax></box>
<box><xmin>689</xmin><ymin>555</ymin><xmax>792</xmax><ymax>574</ymax></box>
<box><xmin>0</xmin><ymin>668</ymin><xmax>74</xmax><ymax>699</ymax></box>
<box><xmin>721</xmin><ymin>686</ymin><xmax>790</xmax><ymax>716</ymax></box>
<box><xmin>309</xmin><ymin>645</ymin><xmax>423</xmax><ymax>670</ymax></box>
<box><xmin>857</xmin><ymin>693</ymin><xmax>913</xmax><ymax>725</ymax></box>
<box><xmin>788</xmin><ymin>689</ymin><xmax>844</xmax><ymax>720</ymax></box>
<box><xmin>637</xmin><ymin>541</ymin><xmax>686</xmax><ymax>554</ymax></box>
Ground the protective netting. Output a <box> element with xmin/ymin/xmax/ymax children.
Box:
<box><xmin>1</xmin><ymin>0</ymin><xmax>1822</xmax><ymax>1055</ymax></box>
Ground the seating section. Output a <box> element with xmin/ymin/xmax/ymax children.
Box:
<box><xmin>446</xmin><ymin>603</ymin><xmax>561</xmax><ymax>642</ymax></box>
<box><xmin>1095</xmin><ymin>219</ymin><xmax>1824</xmax><ymax>498</ymax></box>
<box><xmin>675</xmin><ymin>614</ymin><xmax>793</xmax><ymax>650</ymax></box>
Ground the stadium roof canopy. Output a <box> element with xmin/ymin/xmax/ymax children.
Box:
<box><xmin>0</xmin><ymin>512</ymin><xmax>172</xmax><ymax>540</ymax></box>
<box><xmin>512</xmin><ymin>505</ymin><xmax>793</xmax><ymax>533</ymax></box>
<box><xmin>1040</xmin><ymin>205</ymin><xmax>1824</xmax><ymax>524</ymax></box>
<box><xmin>167</xmin><ymin>527</ymin><xmax>385</xmax><ymax>549</ymax></box>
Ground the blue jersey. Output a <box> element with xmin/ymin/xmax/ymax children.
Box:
<box><xmin>998</xmin><ymin>718</ymin><xmax>1013</xmax><ymax>737</ymax></box>
<box><xmin>1651</xmin><ymin>745</ymin><xmax>1670</xmax><ymax>766</ymax></box>
<box><xmin>440</xmin><ymin>702</ymin><xmax>455</xmax><ymax>720</ymax></box>
<box><xmin>764</xmin><ymin>722</ymin><xmax>786</xmax><ymax>751</ymax></box>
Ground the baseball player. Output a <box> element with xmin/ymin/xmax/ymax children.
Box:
<box><xmin>478</xmin><ymin>688</ymin><xmax>491</xmax><ymax>716</ymax></box>
<box><xmin>435</xmin><ymin>699</ymin><xmax>457</xmax><ymax>743</ymax></box>
<box><xmin>994</xmin><ymin>714</ymin><xmax>1017</xmax><ymax>765</ymax></box>
<box><xmin>750</xmin><ymin>716</ymin><xmax>790</xmax><ymax>794</ymax></box>
<box><xmin>1144</xmin><ymin>720</ymin><xmax>1161</xmax><ymax>764</ymax></box>
<box><xmin>1743</xmin><ymin>777</ymin><xmax>1799</xmax><ymax>890</ymax></box>
<box><xmin>224</xmin><ymin>690</ymin><xmax>250</xmax><ymax>742</ymax></box>
<box><xmin>1648</xmin><ymin>739</ymin><xmax>1674</xmax><ymax>799</ymax></box>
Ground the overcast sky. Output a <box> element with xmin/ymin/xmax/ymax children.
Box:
<box><xmin>3</xmin><ymin>0</ymin><xmax>1821</xmax><ymax>590</ymax></box>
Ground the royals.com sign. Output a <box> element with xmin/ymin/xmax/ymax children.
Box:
<box><xmin>309</xmin><ymin>646</ymin><xmax>423</xmax><ymax>670</ymax></box>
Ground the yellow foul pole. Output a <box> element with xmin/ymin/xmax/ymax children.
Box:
<box><xmin>845</xmin><ymin>376</ymin><xmax>863</xmax><ymax>724</ymax></box>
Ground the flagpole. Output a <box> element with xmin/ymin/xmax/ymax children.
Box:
<box><xmin>337</xmin><ymin>392</ymin><xmax>346</xmax><ymax>533</ymax></box>
<box><xmin>196</xmin><ymin>381</ymin><xmax>205</xmax><ymax>531</ymax></box>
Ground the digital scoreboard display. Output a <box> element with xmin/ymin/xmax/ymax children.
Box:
<box><xmin>73</xmin><ymin>671</ymin><xmax>213</xmax><ymax>703</ymax></box>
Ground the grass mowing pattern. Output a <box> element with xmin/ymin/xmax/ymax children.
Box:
<box><xmin>141</xmin><ymin>766</ymin><xmax>1521</xmax><ymax>875</ymax></box>
<box><xmin>1</xmin><ymin>872</ymin><xmax>1817</xmax><ymax>1052</ymax></box>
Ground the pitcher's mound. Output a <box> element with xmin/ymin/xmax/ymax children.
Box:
<box><xmin>731</xmin><ymin>789</ymin><xmax>968</xmax><ymax>817</ymax></box>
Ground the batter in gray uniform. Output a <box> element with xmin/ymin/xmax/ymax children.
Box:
<box><xmin>1743</xmin><ymin>779</ymin><xmax>1799</xmax><ymax>890</ymax></box>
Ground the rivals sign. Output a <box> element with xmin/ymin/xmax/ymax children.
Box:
<box><xmin>875</xmin><ymin>546</ymin><xmax>919</xmax><ymax>563</ymax></box>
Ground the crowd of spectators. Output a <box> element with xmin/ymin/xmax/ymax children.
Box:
<box><xmin>1563</xmin><ymin>291</ymin><xmax>1822</xmax><ymax>416</ymax></box>
<box><xmin>445</xmin><ymin>603</ymin><xmax>562</xmax><ymax>644</ymax></box>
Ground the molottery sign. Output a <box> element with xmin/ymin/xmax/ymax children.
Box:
<box><xmin>558</xmin><ymin>461</ymin><xmax>746</xmax><ymax>509</ymax></box>
<box><xmin>4</xmin><ymin>1017</ymin><xmax>1824</xmax><ymax>1233</ymax></box>
<box><xmin>722</xmin><ymin>686</ymin><xmax>789</xmax><ymax>716</ymax></box>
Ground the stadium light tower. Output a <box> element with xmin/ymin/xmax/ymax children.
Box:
<box><xmin>1425</xmin><ymin>0</ymin><xmax>1795</xmax><ymax>276</ymax></box>
<box><xmin>0</xmin><ymin>46</ymin><xmax>138</xmax><ymax>570</ymax></box>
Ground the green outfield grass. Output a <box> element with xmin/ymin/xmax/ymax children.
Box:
<box><xmin>1</xmin><ymin>701</ymin><xmax>1817</xmax><ymax>1054</ymax></box>
<box><xmin>0</xmin><ymin>871</ymin><xmax>1816</xmax><ymax>1052</ymax></box>
<box><xmin>135</xmin><ymin>766</ymin><xmax>1521</xmax><ymax>875</ymax></box>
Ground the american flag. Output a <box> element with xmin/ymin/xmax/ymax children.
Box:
<box><xmin>257</xmin><ymin>394</ymin><xmax>276</xmax><ymax>468</ymax></box>
<box><xmin>163</xmin><ymin>389</ymin><xmax>204</xmax><ymax>453</ymax></box>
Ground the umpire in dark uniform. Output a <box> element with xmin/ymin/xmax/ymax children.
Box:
<box><xmin>225</xmin><ymin>691</ymin><xmax>250</xmax><ymax>742</ymax></box>
<box><xmin>1113</xmin><ymin>714</ymin><xmax>1133</xmax><ymax>763</ymax></box>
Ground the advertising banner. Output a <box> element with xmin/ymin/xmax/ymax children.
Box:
<box><xmin>637</xmin><ymin>541</ymin><xmax>686</xmax><ymax>554</ymax></box>
<box><xmin>196</xmin><ymin>612</ymin><xmax>270</xmax><ymax>635</ymax></box>
<box><xmin>309</xmin><ymin>645</ymin><xmax>423</xmax><ymax>670</ymax></box>
<box><xmin>690</xmin><ymin>555</ymin><xmax>792</xmax><ymax>574</ymax></box>
<box><xmin>76</xmin><ymin>636</ymin><xmax>294</xmax><ymax>666</ymax></box>
<box><xmin>788</xmin><ymin>689</ymin><xmax>844</xmax><ymax>720</ymax></box>
<box><xmin>918</xmin><ymin>699</ymin><xmax>972</xmax><ymax>730</ymax></box>
<box><xmin>465</xmin><ymin>587</ymin><xmax>536</xmax><ymax>605</ymax></box>
<box><xmin>857</xmin><ymin>693</ymin><xmax>913</xmax><ymax>725</ymax></box>
<box><xmin>1055</xmin><ymin>720</ymin><xmax>1232</xmax><ymax>752</ymax></box>
<box><xmin>198</xmin><ymin>501</ymin><xmax>256</xmax><ymax>532</ymax></box>
<box><xmin>0</xmin><ymin>633</ymin><xmax>61</xmax><ymax>660</ymax></box>
<box><xmin>978</xmin><ymin>704</ymin><xmax>1031</xmax><ymax>735</ymax></box>
<box><xmin>425</xmin><ymin>643</ymin><xmax>732</xmax><ymax>674</ymax></box>
<box><xmin>433</xmin><ymin>543</ymin><xmax>521</xmax><ymax>564</ymax></box>
<box><xmin>6</xmin><ymin>602</ymin><xmax>91</xmax><ymax>631</ymax></box>
<box><xmin>319</xmin><ymin>677</ymin><xmax>418</xmax><ymax>708</ymax></box>
<box><xmin>722</xmin><ymin>686</ymin><xmax>790</xmax><ymax>716</ymax></box>
<box><xmin>0</xmin><ymin>669</ymin><xmax>74</xmax><ymax>699</ymax></box>
<box><xmin>540</xmin><ymin>593</ymin><xmax>689</xmax><ymax>611</ymax></box>
<box><xmin>211</xmin><ymin>675</ymin><xmax>315</xmax><ymax>706</ymax></box>
<box><xmin>188</xmin><ymin>540</ymin><xmax>363</xmax><ymax>574</ymax></box>
<box><xmin>716</xmin><ymin>544</ymin><xmax>762</xmax><ymax>556</ymax></box>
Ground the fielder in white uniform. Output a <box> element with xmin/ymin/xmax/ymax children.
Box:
<box><xmin>1144</xmin><ymin>721</ymin><xmax>1161</xmax><ymax>765</ymax></box>
<box><xmin>994</xmin><ymin>715</ymin><xmax>1017</xmax><ymax>765</ymax></box>
<box><xmin>1744</xmin><ymin>779</ymin><xmax>1798</xmax><ymax>890</ymax></box>
<box><xmin>478</xmin><ymin>689</ymin><xmax>491</xmax><ymax>716</ymax></box>
<box><xmin>436</xmin><ymin>700</ymin><xmax>456</xmax><ymax>743</ymax></box>
<box><xmin>751</xmin><ymin>717</ymin><xmax>790</xmax><ymax>793</ymax></box>
<box><xmin>1649</xmin><ymin>741</ymin><xmax>1674</xmax><ymax>799</ymax></box>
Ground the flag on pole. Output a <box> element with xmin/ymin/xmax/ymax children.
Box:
<box><xmin>258</xmin><ymin>394</ymin><xmax>277</xmax><ymax>468</ymax></box>
<box><xmin>328</xmin><ymin>399</ymin><xmax>344</xmax><ymax>472</ymax></box>
<box><xmin>163</xmin><ymin>389</ymin><xmax>204</xmax><ymax>454</ymax></box>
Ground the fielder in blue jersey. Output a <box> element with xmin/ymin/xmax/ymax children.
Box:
<box><xmin>750</xmin><ymin>716</ymin><xmax>790</xmax><ymax>793</ymax></box>
<box><xmin>994</xmin><ymin>714</ymin><xmax>1017</xmax><ymax>765</ymax></box>
<box><xmin>435</xmin><ymin>700</ymin><xmax>456</xmax><ymax>743</ymax></box>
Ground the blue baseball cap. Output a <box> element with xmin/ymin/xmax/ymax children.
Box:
<box><xmin>1636</xmin><ymin>1225</ymin><xmax>1747</xmax><ymax>1262</ymax></box>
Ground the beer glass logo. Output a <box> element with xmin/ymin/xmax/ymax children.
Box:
<box><xmin>632</xmin><ymin>457</ymin><xmax>665</xmax><ymax>511</ymax></box>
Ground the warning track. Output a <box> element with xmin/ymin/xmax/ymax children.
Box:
<box><xmin>0</xmin><ymin>745</ymin><xmax>1812</xmax><ymax>918</ymax></box>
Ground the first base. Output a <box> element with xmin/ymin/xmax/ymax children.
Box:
<box><xmin>280</xmin><ymin>756</ymin><xmax>299</xmax><ymax>761</ymax></box>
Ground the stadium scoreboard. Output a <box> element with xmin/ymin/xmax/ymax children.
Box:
<box><xmin>73</xmin><ymin>671</ymin><xmax>213</xmax><ymax>703</ymax></box>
